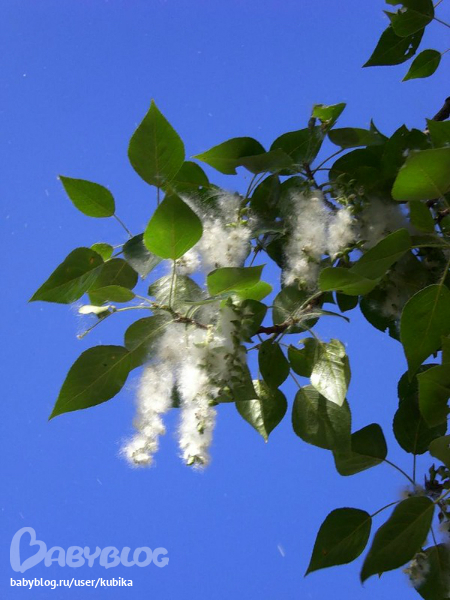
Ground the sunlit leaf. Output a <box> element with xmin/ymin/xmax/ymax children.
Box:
<box><xmin>144</xmin><ymin>194</ymin><xmax>203</xmax><ymax>260</ymax></box>
<box><xmin>400</xmin><ymin>284</ymin><xmax>450</xmax><ymax>375</ymax></box>
<box><xmin>292</xmin><ymin>385</ymin><xmax>351</xmax><ymax>451</ymax></box>
<box><xmin>59</xmin><ymin>176</ymin><xmax>115</xmax><ymax>218</ymax></box>
<box><xmin>310</xmin><ymin>339</ymin><xmax>350</xmax><ymax>407</ymax></box>
<box><xmin>50</xmin><ymin>346</ymin><xmax>132</xmax><ymax>418</ymax></box>
<box><xmin>30</xmin><ymin>248</ymin><xmax>103</xmax><ymax>304</ymax></box>
<box><xmin>236</xmin><ymin>380</ymin><xmax>287</xmax><ymax>441</ymax></box>
<box><xmin>128</xmin><ymin>100</ymin><xmax>185</xmax><ymax>186</ymax></box>
<box><xmin>403</xmin><ymin>50</ymin><xmax>441</xmax><ymax>81</ymax></box>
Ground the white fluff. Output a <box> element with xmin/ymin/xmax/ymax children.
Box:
<box><xmin>359</xmin><ymin>197</ymin><xmax>409</xmax><ymax>249</ymax></box>
<box><xmin>121</xmin><ymin>362</ymin><xmax>174</xmax><ymax>468</ymax></box>
<box><xmin>327</xmin><ymin>207</ymin><xmax>354</xmax><ymax>258</ymax></box>
<box><xmin>177</xmin><ymin>361</ymin><xmax>216</xmax><ymax>468</ymax></box>
<box><xmin>404</xmin><ymin>553</ymin><xmax>430</xmax><ymax>590</ymax></box>
<box><xmin>122</xmin><ymin>307</ymin><xmax>244</xmax><ymax>470</ymax></box>
<box><xmin>183</xmin><ymin>191</ymin><xmax>252</xmax><ymax>271</ymax></box>
<box><xmin>283</xmin><ymin>191</ymin><xmax>329</xmax><ymax>289</ymax></box>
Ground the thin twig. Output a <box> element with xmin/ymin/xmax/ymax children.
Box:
<box><xmin>113</xmin><ymin>214</ymin><xmax>133</xmax><ymax>238</ymax></box>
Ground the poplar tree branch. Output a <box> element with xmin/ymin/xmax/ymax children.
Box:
<box><xmin>432</xmin><ymin>96</ymin><xmax>450</xmax><ymax>121</ymax></box>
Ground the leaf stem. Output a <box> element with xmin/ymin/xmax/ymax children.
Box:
<box><xmin>413</xmin><ymin>454</ymin><xmax>417</xmax><ymax>485</ymax></box>
<box><xmin>434</xmin><ymin>15</ymin><xmax>450</xmax><ymax>28</ymax></box>
<box><xmin>157</xmin><ymin>186</ymin><xmax>161</xmax><ymax>206</ymax></box>
<box><xmin>77</xmin><ymin>313</ymin><xmax>112</xmax><ymax>339</ymax></box>
<box><xmin>114</xmin><ymin>305</ymin><xmax>153</xmax><ymax>313</ymax></box>
<box><xmin>430</xmin><ymin>526</ymin><xmax>438</xmax><ymax>547</ymax></box>
<box><xmin>134</xmin><ymin>294</ymin><xmax>154</xmax><ymax>305</ymax></box>
<box><xmin>433</xmin><ymin>488</ymin><xmax>450</xmax><ymax>504</ymax></box>
<box><xmin>168</xmin><ymin>260</ymin><xmax>177</xmax><ymax>309</ymax></box>
<box><xmin>370</xmin><ymin>500</ymin><xmax>400</xmax><ymax>518</ymax></box>
<box><xmin>289</xmin><ymin>371</ymin><xmax>303</xmax><ymax>390</ymax></box>
<box><xmin>76</xmin><ymin>303</ymin><xmax>152</xmax><ymax>339</ymax></box>
<box><xmin>313</xmin><ymin>148</ymin><xmax>345</xmax><ymax>173</ymax></box>
<box><xmin>113</xmin><ymin>214</ymin><xmax>133</xmax><ymax>238</ymax></box>
<box><xmin>383</xmin><ymin>458</ymin><xmax>416</xmax><ymax>485</ymax></box>
<box><xmin>244</xmin><ymin>174</ymin><xmax>257</xmax><ymax>200</ymax></box>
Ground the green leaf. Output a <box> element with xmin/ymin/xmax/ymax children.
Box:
<box><xmin>233</xmin><ymin>280</ymin><xmax>272</xmax><ymax>302</ymax></box>
<box><xmin>165</xmin><ymin>160</ymin><xmax>209</xmax><ymax>194</ymax></box>
<box><xmin>320</xmin><ymin>229</ymin><xmax>412</xmax><ymax>296</ymax></box>
<box><xmin>310</xmin><ymin>339</ymin><xmax>350</xmax><ymax>407</ymax></box>
<box><xmin>194</xmin><ymin>137</ymin><xmax>265</xmax><ymax>175</ymax></box>
<box><xmin>88</xmin><ymin>258</ymin><xmax>138</xmax><ymax>304</ymax></box>
<box><xmin>330</xmin><ymin>147</ymin><xmax>386</xmax><ymax>195</ymax></box>
<box><xmin>403</xmin><ymin>50</ymin><xmax>441</xmax><ymax>80</ymax></box>
<box><xmin>238</xmin><ymin>149</ymin><xmax>294</xmax><ymax>174</ymax></box>
<box><xmin>59</xmin><ymin>176</ymin><xmax>115</xmax><ymax>218</ymax></box>
<box><xmin>400</xmin><ymin>284</ymin><xmax>450</xmax><ymax>375</ymax></box>
<box><xmin>429</xmin><ymin>435</ymin><xmax>450</xmax><ymax>468</ymax></box>
<box><xmin>334</xmin><ymin>424</ymin><xmax>387</xmax><ymax>476</ymax></box>
<box><xmin>426</xmin><ymin>119</ymin><xmax>450</xmax><ymax>148</ymax></box>
<box><xmin>319</xmin><ymin>268</ymin><xmax>377</xmax><ymax>296</ymax></box>
<box><xmin>258</xmin><ymin>341</ymin><xmax>290</xmax><ymax>389</ymax></box>
<box><xmin>90</xmin><ymin>258</ymin><xmax>138</xmax><ymax>290</ymax></box>
<box><xmin>351</xmin><ymin>229</ymin><xmax>411</xmax><ymax>280</ymax></box>
<box><xmin>335</xmin><ymin>292</ymin><xmax>359</xmax><ymax>312</ymax></box>
<box><xmin>128</xmin><ymin>100</ymin><xmax>185</xmax><ymax>186</ymax></box>
<box><xmin>388</xmin><ymin>0</ymin><xmax>434</xmax><ymax>37</ymax></box>
<box><xmin>123</xmin><ymin>234</ymin><xmax>162</xmax><ymax>278</ymax></box>
<box><xmin>148</xmin><ymin>274</ymin><xmax>204</xmax><ymax>313</ymax></box>
<box><xmin>288</xmin><ymin>339</ymin><xmax>318</xmax><ymax>378</ymax></box>
<box><xmin>394</xmin><ymin>369</ymin><xmax>446</xmax><ymax>453</ymax></box>
<box><xmin>292</xmin><ymin>385</ymin><xmax>351</xmax><ymax>451</ymax></box>
<box><xmin>360</xmin><ymin>288</ymin><xmax>400</xmax><ymax>339</ymax></box>
<box><xmin>360</xmin><ymin>496</ymin><xmax>435</xmax><ymax>581</ymax></box>
<box><xmin>227</xmin><ymin>361</ymin><xmax>258</xmax><ymax>403</ymax></box>
<box><xmin>363</xmin><ymin>26</ymin><xmax>424</xmax><ymax>67</ymax></box>
<box><xmin>124</xmin><ymin>315</ymin><xmax>171</xmax><ymax>369</ymax></box>
<box><xmin>415</xmin><ymin>544</ymin><xmax>450</xmax><ymax>600</ymax></box>
<box><xmin>392</xmin><ymin>148</ymin><xmax>450</xmax><ymax>201</ymax></box>
<box><xmin>91</xmin><ymin>243</ymin><xmax>113</xmax><ymax>261</ymax></box>
<box><xmin>250</xmin><ymin>174</ymin><xmax>281</xmax><ymax>221</ymax></box>
<box><xmin>270</xmin><ymin>127</ymin><xmax>324</xmax><ymax>165</ymax></box>
<box><xmin>359</xmin><ymin>252</ymin><xmax>430</xmax><ymax>338</ymax></box>
<box><xmin>50</xmin><ymin>345</ymin><xmax>132</xmax><ymax>418</ymax></box>
<box><xmin>89</xmin><ymin>286</ymin><xmax>135</xmax><ymax>304</ymax></box>
<box><xmin>418</xmin><ymin>365</ymin><xmax>450</xmax><ymax>426</ymax></box>
<box><xmin>239</xmin><ymin>299</ymin><xmax>268</xmax><ymax>339</ymax></box>
<box><xmin>30</xmin><ymin>248</ymin><xmax>103</xmax><ymax>304</ymax></box>
<box><xmin>312</xmin><ymin>103</ymin><xmax>346</xmax><ymax>128</ymax></box>
<box><xmin>408</xmin><ymin>201</ymin><xmax>435</xmax><ymax>232</ymax></box>
<box><xmin>443</xmin><ymin>336</ymin><xmax>450</xmax><ymax>364</ymax></box>
<box><xmin>328</xmin><ymin>128</ymin><xmax>384</xmax><ymax>149</ymax></box>
<box><xmin>207</xmin><ymin>265</ymin><xmax>263</xmax><ymax>296</ymax></box>
<box><xmin>382</xmin><ymin>125</ymin><xmax>431</xmax><ymax>181</ymax></box>
<box><xmin>144</xmin><ymin>194</ymin><xmax>203</xmax><ymax>260</ymax></box>
<box><xmin>273</xmin><ymin>286</ymin><xmax>319</xmax><ymax>331</ymax></box>
<box><xmin>236</xmin><ymin>380</ymin><xmax>287</xmax><ymax>441</ymax></box>
<box><xmin>306</xmin><ymin>508</ymin><xmax>372</xmax><ymax>574</ymax></box>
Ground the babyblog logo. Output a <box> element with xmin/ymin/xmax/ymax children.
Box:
<box><xmin>10</xmin><ymin>527</ymin><xmax>169</xmax><ymax>573</ymax></box>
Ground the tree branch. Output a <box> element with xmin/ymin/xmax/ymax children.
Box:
<box><xmin>432</xmin><ymin>97</ymin><xmax>450</xmax><ymax>121</ymax></box>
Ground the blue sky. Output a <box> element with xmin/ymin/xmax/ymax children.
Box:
<box><xmin>1</xmin><ymin>1</ymin><xmax>449</xmax><ymax>598</ymax></box>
